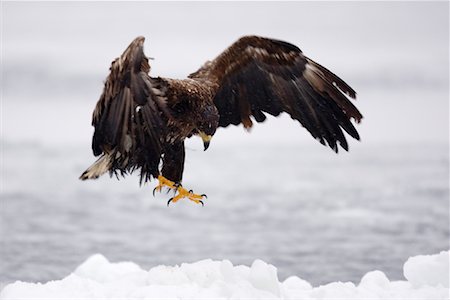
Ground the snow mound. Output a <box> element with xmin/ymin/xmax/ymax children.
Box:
<box><xmin>404</xmin><ymin>250</ymin><xmax>449</xmax><ymax>288</ymax></box>
<box><xmin>1</xmin><ymin>251</ymin><xmax>449</xmax><ymax>299</ymax></box>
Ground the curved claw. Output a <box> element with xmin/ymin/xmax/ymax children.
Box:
<box><xmin>167</xmin><ymin>198</ymin><xmax>173</xmax><ymax>207</ymax></box>
<box><xmin>199</xmin><ymin>200</ymin><xmax>204</xmax><ymax>207</ymax></box>
<box><xmin>188</xmin><ymin>189</ymin><xmax>193</xmax><ymax>194</ymax></box>
<box><xmin>201</xmin><ymin>194</ymin><xmax>208</xmax><ymax>199</ymax></box>
<box><xmin>152</xmin><ymin>187</ymin><xmax>158</xmax><ymax>197</ymax></box>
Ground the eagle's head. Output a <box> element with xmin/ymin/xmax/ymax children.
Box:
<box><xmin>197</xmin><ymin>105</ymin><xmax>219</xmax><ymax>151</ymax></box>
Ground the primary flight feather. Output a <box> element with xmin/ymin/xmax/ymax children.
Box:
<box><xmin>80</xmin><ymin>36</ymin><xmax>362</xmax><ymax>205</ymax></box>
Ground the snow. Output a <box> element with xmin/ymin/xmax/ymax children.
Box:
<box><xmin>404</xmin><ymin>251</ymin><xmax>450</xmax><ymax>288</ymax></box>
<box><xmin>1</xmin><ymin>251</ymin><xmax>449</xmax><ymax>299</ymax></box>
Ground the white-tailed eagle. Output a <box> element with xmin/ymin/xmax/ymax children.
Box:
<box><xmin>80</xmin><ymin>36</ymin><xmax>362</xmax><ymax>205</ymax></box>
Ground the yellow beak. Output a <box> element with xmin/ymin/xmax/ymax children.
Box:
<box><xmin>199</xmin><ymin>131</ymin><xmax>212</xmax><ymax>151</ymax></box>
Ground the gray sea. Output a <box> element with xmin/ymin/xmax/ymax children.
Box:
<box><xmin>2</xmin><ymin>137</ymin><xmax>448</xmax><ymax>286</ymax></box>
<box><xmin>2</xmin><ymin>0</ymin><xmax>449</xmax><ymax>289</ymax></box>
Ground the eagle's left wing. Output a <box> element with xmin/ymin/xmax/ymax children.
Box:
<box><xmin>189</xmin><ymin>36</ymin><xmax>362</xmax><ymax>152</ymax></box>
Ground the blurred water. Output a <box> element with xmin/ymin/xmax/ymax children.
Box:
<box><xmin>2</xmin><ymin>138</ymin><xmax>448</xmax><ymax>286</ymax></box>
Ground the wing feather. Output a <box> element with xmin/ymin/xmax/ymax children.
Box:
<box><xmin>90</xmin><ymin>37</ymin><xmax>169</xmax><ymax>182</ymax></box>
<box><xmin>189</xmin><ymin>35</ymin><xmax>362</xmax><ymax>152</ymax></box>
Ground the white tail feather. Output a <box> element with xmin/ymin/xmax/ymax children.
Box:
<box><xmin>79</xmin><ymin>154</ymin><xmax>112</xmax><ymax>180</ymax></box>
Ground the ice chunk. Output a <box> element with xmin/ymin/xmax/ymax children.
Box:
<box><xmin>220</xmin><ymin>260</ymin><xmax>236</xmax><ymax>283</ymax></box>
<box><xmin>179</xmin><ymin>259</ymin><xmax>223</xmax><ymax>287</ymax></box>
<box><xmin>404</xmin><ymin>251</ymin><xmax>449</xmax><ymax>288</ymax></box>
<box><xmin>283</xmin><ymin>276</ymin><xmax>313</xmax><ymax>291</ymax></box>
<box><xmin>310</xmin><ymin>281</ymin><xmax>357</xmax><ymax>299</ymax></box>
<box><xmin>359</xmin><ymin>270</ymin><xmax>391</xmax><ymax>289</ymax></box>
<box><xmin>145</xmin><ymin>265</ymin><xmax>191</xmax><ymax>286</ymax></box>
<box><xmin>1</xmin><ymin>251</ymin><xmax>449</xmax><ymax>299</ymax></box>
<box><xmin>248</xmin><ymin>259</ymin><xmax>280</xmax><ymax>297</ymax></box>
<box><xmin>74</xmin><ymin>254</ymin><xmax>145</xmax><ymax>284</ymax></box>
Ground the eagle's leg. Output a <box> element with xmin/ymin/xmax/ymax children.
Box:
<box><xmin>155</xmin><ymin>141</ymin><xmax>206</xmax><ymax>205</ymax></box>
<box><xmin>152</xmin><ymin>175</ymin><xmax>178</xmax><ymax>196</ymax></box>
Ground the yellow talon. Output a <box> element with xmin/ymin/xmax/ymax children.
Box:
<box><xmin>153</xmin><ymin>175</ymin><xmax>206</xmax><ymax>206</ymax></box>
<box><xmin>168</xmin><ymin>186</ymin><xmax>205</xmax><ymax>206</ymax></box>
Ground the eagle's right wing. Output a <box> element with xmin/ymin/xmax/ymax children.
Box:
<box><xmin>82</xmin><ymin>37</ymin><xmax>169</xmax><ymax>183</ymax></box>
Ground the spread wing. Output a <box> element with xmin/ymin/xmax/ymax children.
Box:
<box><xmin>189</xmin><ymin>36</ymin><xmax>362</xmax><ymax>152</ymax></box>
<box><xmin>89</xmin><ymin>36</ymin><xmax>169</xmax><ymax>182</ymax></box>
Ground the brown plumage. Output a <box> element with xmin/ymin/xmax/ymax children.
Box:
<box><xmin>80</xmin><ymin>35</ymin><xmax>362</xmax><ymax>186</ymax></box>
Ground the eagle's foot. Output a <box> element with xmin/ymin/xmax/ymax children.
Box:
<box><xmin>153</xmin><ymin>175</ymin><xmax>178</xmax><ymax>196</ymax></box>
<box><xmin>167</xmin><ymin>186</ymin><xmax>207</xmax><ymax>206</ymax></box>
<box><xmin>153</xmin><ymin>175</ymin><xmax>206</xmax><ymax>206</ymax></box>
